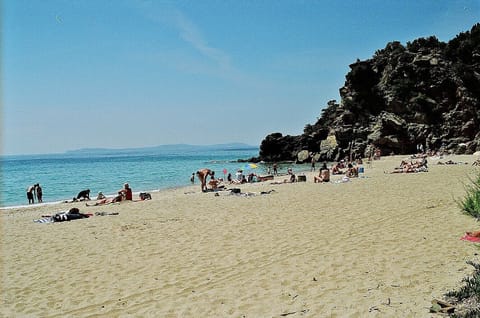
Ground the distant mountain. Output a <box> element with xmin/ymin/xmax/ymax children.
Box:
<box><xmin>65</xmin><ymin>143</ymin><xmax>258</xmax><ymax>155</ymax></box>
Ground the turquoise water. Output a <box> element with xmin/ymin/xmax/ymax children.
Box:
<box><xmin>1</xmin><ymin>145</ymin><xmax>307</xmax><ymax>208</ymax></box>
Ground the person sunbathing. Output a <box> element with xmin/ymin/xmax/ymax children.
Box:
<box><xmin>331</xmin><ymin>163</ymin><xmax>344</xmax><ymax>175</ymax></box>
<box><xmin>466</xmin><ymin>230</ymin><xmax>480</xmax><ymax>238</ymax></box>
<box><xmin>86</xmin><ymin>195</ymin><xmax>122</xmax><ymax>206</ymax></box>
<box><xmin>86</xmin><ymin>192</ymin><xmax>126</xmax><ymax>206</ymax></box>
<box><xmin>53</xmin><ymin>208</ymin><xmax>90</xmax><ymax>222</ymax></box>
<box><xmin>314</xmin><ymin>163</ymin><xmax>330</xmax><ymax>183</ymax></box>
<box><xmin>270</xmin><ymin>174</ymin><xmax>296</xmax><ymax>184</ymax></box>
<box><xmin>388</xmin><ymin>164</ymin><xmax>416</xmax><ymax>173</ymax></box>
<box><xmin>208</xmin><ymin>176</ymin><xmax>220</xmax><ymax>190</ymax></box>
<box><xmin>345</xmin><ymin>163</ymin><xmax>358</xmax><ymax>177</ymax></box>
<box><xmin>438</xmin><ymin>160</ymin><xmax>457</xmax><ymax>165</ymax></box>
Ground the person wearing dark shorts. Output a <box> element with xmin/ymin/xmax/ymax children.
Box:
<box><xmin>26</xmin><ymin>185</ymin><xmax>35</xmax><ymax>204</ymax></box>
<box><xmin>35</xmin><ymin>184</ymin><xmax>43</xmax><ymax>203</ymax></box>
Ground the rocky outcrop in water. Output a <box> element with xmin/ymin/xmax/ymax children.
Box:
<box><xmin>258</xmin><ymin>23</ymin><xmax>480</xmax><ymax>162</ymax></box>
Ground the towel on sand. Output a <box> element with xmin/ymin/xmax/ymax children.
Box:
<box><xmin>461</xmin><ymin>233</ymin><xmax>480</xmax><ymax>243</ymax></box>
<box><xmin>33</xmin><ymin>217</ymin><xmax>54</xmax><ymax>224</ymax></box>
<box><xmin>33</xmin><ymin>212</ymin><xmax>93</xmax><ymax>223</ymax></box>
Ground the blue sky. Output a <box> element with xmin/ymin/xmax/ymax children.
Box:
<box><xmin>2</xmin><ymin>0</ymin><xmax>479</xmax><ymax>155</ymax></box>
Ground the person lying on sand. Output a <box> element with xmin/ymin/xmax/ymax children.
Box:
<box><xmin>86</xmin><ymin>197</ymin><xmax>119</xmax><ymax>206</ymax></box>
<box><xmin>387</xmin><ymin>159</ymin><xmax>428</xmax><ymax>173</ymax></box>
<box><xmin>87</xmin><ymin>184</ymin><xmax>132</xmax><ymax>206</ymax></box>
<box><xmin>437</xmin><ymin>160</ymin><xmax>467</xmax><ymax>165</ymax></box>
<box><xmin>466</xmin><ymin>230</ymin><xmax>480</xmax><ymax>238</ymax></box>
<box><xmin>270</xmin><ymin>174</ymin><xmax>296</xmax><ymax>184</ymax></box>
<box><xmin>53</xmin><ymin>208</ymin><xmax>91</xmax><ymax>222</ymax></box>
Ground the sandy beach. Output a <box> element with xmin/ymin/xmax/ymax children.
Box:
<box><xmin>2</xmin><ymin>154</ymin><xmax>480</xmax><ymax>317</ymax></box>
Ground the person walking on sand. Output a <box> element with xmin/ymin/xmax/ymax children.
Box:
<box><xmin>35</xmin><ymin>183</ymin><xmax>43</xmax><ymax>203</ymax></box>
<box><xmin>311</xmin><ymin>155</ymin><xmax>316</xmax><ymax>172</ymax></box>
<box><xmin>196</xmin><ymin>168</ymin><xmax>214</xmax><ymax>192</ymax></box>
<box><xmin>26</xmin><ymin>185</ymin><xmax>36</xmax><ymax>204</ymax></box>
<box><xmin>273</xmin><ymin>163</ymin><xmax>278</xmax><ymax>176</ymax></box>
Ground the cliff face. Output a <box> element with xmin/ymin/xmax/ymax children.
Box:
<box><xmin>258</xmin><ymin>23</ymin><xmax>480</xmax><ymax>162</ymax></box>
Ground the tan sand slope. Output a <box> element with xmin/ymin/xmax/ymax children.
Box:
<box><xmin>1</xmin><ymin>155</ymin><xmax>479</xmax><ymax>317</ymax></box>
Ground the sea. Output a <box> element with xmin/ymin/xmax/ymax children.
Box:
<box><xmin>0</xmin><ymin>144</ymin><xmax>306</xmax><ymax>209</ymax></box>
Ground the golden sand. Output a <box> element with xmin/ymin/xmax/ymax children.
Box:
<box><xmin>2</xmin><ymin>155</ymin><xmax>480</xmax><ymax>317</ymax></box>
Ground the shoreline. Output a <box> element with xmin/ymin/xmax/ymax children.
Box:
<box><xmin>0</xmin><ymin>165</ymin><xmax>314</xmax><ymax>210</ymax></box>
<box><xmin>0</xmin><ymin>186</ymin><xmax>194</xmax><ymax>211</ymax></box>
<box><xmin>0</xmin><ymin>147</ymin><xmax>262</xmax><ymax>209</ymax></box>
<box><xmin>3</xmin><ymin>154</ymin><xmax>480</xmax><ymax>316</ymax></box>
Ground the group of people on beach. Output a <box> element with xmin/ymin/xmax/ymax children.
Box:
<box><xmin>313</xmin><ymin>160</ymin><xmax>362</xmax><ymax>183</ymax></box>
<box><xmin>85</xmin><ymin>183</ymin><xmax>133</xmax><ymax>206</ymax></box>
<box><xmin>192</xmin><ymin>157</ymin><xmax>366</xmax><ymax>192</ymax></box>
<box><xmin>193</xmin><ymin>168</ymin><xmax>262</xmax><ymax>192</ymax></box>
<box><xmin>26</xmin><ymin>184</ymin><xmax>43</xmax><ymax>204</ymax></box>
<box><xmin>386</xmin><ymin>157</ymin><xmax>428</xmax><ymax>174</ymax></box>
<box><xmin>26</xmin><ymin>182</ymin><xmax>138</xmax><ymax>206</ymax></box>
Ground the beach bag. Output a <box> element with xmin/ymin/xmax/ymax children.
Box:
<box><xmin>139</xmin><ymin>192</ymin><xmax>152</xmax><ymax>200</ymax></box>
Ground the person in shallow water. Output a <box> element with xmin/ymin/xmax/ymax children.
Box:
<box><xmin>26</xmin><ymin>185</ymin><xmax>36</xmax><ymax>204</ymax></box>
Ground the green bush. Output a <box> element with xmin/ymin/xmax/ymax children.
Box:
<box><xmin>459</xmin><ymin>174</ymin><xmax>480</xmax><ymax>219</ymax></box>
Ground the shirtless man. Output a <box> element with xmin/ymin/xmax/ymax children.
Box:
<box><xmin>26</xmin><ymin>185</ymin><xmax>36</xmax><ymax>204</ymax></box>
<box><xmin>196</xmin><ymin>168</ymin><xmax>214</xmax><ymax>192</ymax></box>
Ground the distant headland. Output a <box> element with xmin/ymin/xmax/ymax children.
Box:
<box><xmin>65</xmin><ymin>143</ymin><xmax>258</xmax><ymax>155</ymax></box>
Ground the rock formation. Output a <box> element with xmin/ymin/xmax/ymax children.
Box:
<box><xmin>257</xmin><ymin>23</ymin><xmax>480</xmax><ymax>162</ymax></box>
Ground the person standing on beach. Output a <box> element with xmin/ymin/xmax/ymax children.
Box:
<box><xmin>35</xmin><ymin>184</ymin><xmax>43</xmax><ymax>203</ymax></box>
<box><xmin>273</xmin><ymin>163</ymin><xmax>278</xmax><ymax>176</ymax></box>
<box><xmin>190</xmin><ymin>173</ymin><xmax>195</xmax><ymax>184</ymax></box>
<box><xmin>26</xmin><ymin>185</ymin><xmax>36</xmax><ymax>204</ymax></box>
<box><xmin>196</xmin><ymin>168</ymin><xmax>214</xmax><ymax>192</ymax></box>
<box><xmin>311</xmin><ymin>155</ymin><xmax>316</xmax><ymax>172</ymax></box>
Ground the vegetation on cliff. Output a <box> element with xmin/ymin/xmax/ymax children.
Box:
<box><xmin>259</xmin><ymin>24</ymin><xmax>480</xmax><ymax>162</ymax></box>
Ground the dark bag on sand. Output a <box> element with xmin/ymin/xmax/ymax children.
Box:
<box><xmin>139</xmin><ymin>192</ymin><xmax>152</xmax><ymax>200</ymax></box>
<box><xmin>231</xmin><ymin>188</ymin><xmax>241</xmax><ymax>194</ymax></box>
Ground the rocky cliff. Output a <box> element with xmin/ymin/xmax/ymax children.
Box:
<box><xmin>257</xmin><ymin>23</ymin><xmax>480</xmax><ymax>163</ymax></box>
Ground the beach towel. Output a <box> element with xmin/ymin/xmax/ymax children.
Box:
<box><xmin>461</xmin><ymin>233</ymin><xmax>480</xmax><ymax>243</ymax></box>
<box><xmin>95</xmin><ymin>212</ymin><xmax>119</xmax><ymax>216</ymax></box>
<box><xmin>33</xmin><ymin>217</ymin><xmax>54</xmax><ymax>224</ymax></box>
<box><xmin>34</xmin><ymin>212</ymin><xmax>93</xmax><ymax>223</ymax></box>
